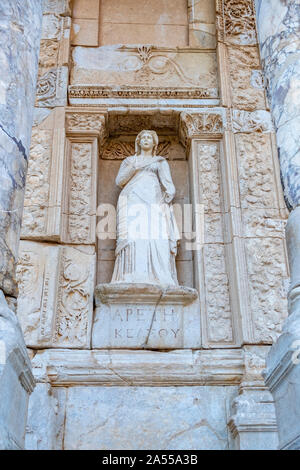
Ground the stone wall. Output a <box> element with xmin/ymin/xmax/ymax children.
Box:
<box><xmin>17</xmin><ymin>0</ymin><xmax>289</xmax><ymax>450</ymax></box>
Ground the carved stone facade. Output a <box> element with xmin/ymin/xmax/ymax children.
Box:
<box><xmin>13</xmin><ymin>0</ymin><xmax>292</xmax><ymax>450</ymax></box>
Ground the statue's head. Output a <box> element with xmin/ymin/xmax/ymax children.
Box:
<box><xmin>135</xmin><ymin>130</ymin><xmax>158</xmax><ymax>156</ymax></box>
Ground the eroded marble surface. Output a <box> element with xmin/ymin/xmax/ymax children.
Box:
<box><xmin>255</xmin><ymin>0</ymin><xmax>300</xmax><ymax>210</ymax></box>
<box><xmin>63</xmin><ymin>386</ymin><xmax>237</xmax><ymax>450</ymax></box>
<box><xmin>0</xmin><ymin>0</ymin><xmax>43</xmax><ymax>295</ymax></box>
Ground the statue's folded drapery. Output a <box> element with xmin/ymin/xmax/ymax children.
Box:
<box><xmin>111</xmin><ymin>155</ymin><xmax>180</xmax><ymax>285</ymax></box>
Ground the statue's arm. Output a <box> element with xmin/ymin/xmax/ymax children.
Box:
<box><xmin>115</xmin><ymin>158</ymin><xmax>136</xmax><ymax>188</ymax></box>
<box><xmin>158</xmin><ymin>159</ymin><xmax>176</xmax><ymax>203</ymax></box>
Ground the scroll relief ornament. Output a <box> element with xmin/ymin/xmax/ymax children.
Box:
<box><xmin>216</xmin><ymin>0</ymin><xmax>257</xmax><ymax>44</ymax></box>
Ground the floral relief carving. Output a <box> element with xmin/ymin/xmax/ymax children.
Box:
<box><xmin>193</xmin><ymin>143</ymin><xmax>233</xmax><ymax>343</ymax></box>
<box><xmin>39</xmin><ymin>39</ymin><xmax>59</xmax><ymax>71</ymax></box>
<box><xmin>204</xmin><ymin>244</ymin><xmax>233</xmax><ymax>343</ymax></box>
<box><xmin>197</xmin><ymin>143</ymin><xmax>222</xmax><ymax>214</ymax></box>
<box><xmin>228</xmin><ymin>47</ymin><xmax>265</xmax><ymax>110</ymax></box>
<box><xmin>67</xmin><ymin>143</ymin><xmax>93</xmax><ymax>243</ymax></box>
<box><xmin>55</xmin><ymin>254</ymin><xmax>91</xmax><ymax>347</ymax></box>
<box><xmin>246</xmin><ymin>238</ymin><xmax>288</xmax><ymax>343</ymax></box>
<box><xmin>216</xmin><ymin>0</ymin><xmax>257</xmax><ymax>45</ymax></box>
<box><xmin>36</xmin><ymin>70</ymin><xmax>57</xmax><ymax>100</ymax></box>
<box><xmin>17</xmin><ymin>243</ymin><xmax>95</xmax><ymax>349</ymax></box>
<box><xmin>21</xmin><ymin>128</ymin><xmax>52</xmax><ymax>236</ymax></box>
<box><xmin>66</xmin><ymin>113</ymin><xmax>106</xmax><ymax>135</ymax></box>
<box><xmin>236</xmin><ymin>134</ymin><xmax>277</xmax><ymax>210</ymax></box>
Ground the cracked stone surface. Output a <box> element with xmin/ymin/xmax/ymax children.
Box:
<box><xmin>0</xmin><ymin>0</ymin><xmax>43</xmax><ymax>295</ymax></box>
<box><xmin>61</xmin><ymin>386</ymin><xmax>237</xmax><ymax>450</ymax></box>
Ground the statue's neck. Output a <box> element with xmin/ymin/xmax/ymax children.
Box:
<box><xmin>139</xmin><ymin>150</ymin><xmax>153</xmax><ymax>158</ymax></box>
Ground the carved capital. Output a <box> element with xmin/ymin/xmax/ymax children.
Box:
<box><xmin>65</xmin><ymin>111</ymin><xmax>107</xmax><ymax>144</ymax></box>
<box><xmin>179</xmin><ymin>112</ymin><xmax>223</xmax><ymax>146</ymax></box>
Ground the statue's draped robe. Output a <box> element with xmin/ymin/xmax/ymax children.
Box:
<box><xmin>111</xmin><ymin>155</ymin><xmax>180</xmax><ymax>285</ymax></box>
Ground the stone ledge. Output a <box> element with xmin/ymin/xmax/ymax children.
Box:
<box><xmin>95</xmin><ymin>282</ymin><xmax>198</xmax><ymax>306</ymax></box>
<box><xmin>30</xmin><ymin>348</ymin><xmax>244</xmax><ymax>386</ymax></box>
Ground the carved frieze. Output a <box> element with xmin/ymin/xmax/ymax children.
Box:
<box><xmin>70</xmin><ymin>46</ymin><xmax>218</xmax><ymax>100</ymax></box>
<box><xmin>69</xmin><ymin>85</ymin><xmax>214</xmax><ymax>100</ymax></box>
<box><xmin>17</xmin><ymin>241</ymin><xmax>95</xmax><ymax>349</ymax></box>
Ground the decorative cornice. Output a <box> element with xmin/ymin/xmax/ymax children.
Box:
<box><xmin>69</xmin><ymin>85</ymin><xmax>217</xmax><ymax>100</ymax></box>
<box><xmin>31</xmin><ymin>348</ymin><xmax>244</xmax><ymax>386</ymax></box>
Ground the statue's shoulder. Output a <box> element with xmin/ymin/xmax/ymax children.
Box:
<box><xmin>154</xmin><ymin>155</ymin><xmax>166</xmax><ymax>163</ymax></box>
<box><xmin>123</xmin><ymin>155</ymin><xmax>136</xmax><ymax>164</ymax></box>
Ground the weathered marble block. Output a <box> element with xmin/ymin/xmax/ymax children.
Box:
<box><xmin>0</xmin><ymin>292</ymin><xmax>35</xmax><ymax>449</ymax></box>
<box><xmin>92</xmin><ymin>283</ymin><xmax>200</xmax><ymax>349</ymax></box>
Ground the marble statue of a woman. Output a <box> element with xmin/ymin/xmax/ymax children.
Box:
<box><xmin>111</xmin><ymin>130</ymin><xmax>180</xmax><ymax>286</ymax></box>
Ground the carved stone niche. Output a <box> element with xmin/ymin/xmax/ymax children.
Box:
<box><xmin>97</xmin><ymin>110</ymin><xmax>193</xmax><ymax>290</ymax></box>
<box><xmin>92</xmin><ymin>284</ymin><xmax>200</xmax><ymax>349</ymax></box>
<box><xmin>95</xmin><ymin>110</ymin><xmax>231</xmax><ymax>350</ymax></box>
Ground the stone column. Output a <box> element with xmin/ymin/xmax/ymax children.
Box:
<box><xmin>0</xmin><ymin>0</ymin><xmax>43</xmax><ymax>449</ymax></box>
<box><xmin>255</xmin><ymin>0</ymin><xmax>300</xmax><ymax>450</ymax></box>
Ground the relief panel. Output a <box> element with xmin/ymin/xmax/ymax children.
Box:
<box><xmin>216</xmin><ymin>0</ymin><xmax>257</xmax><ymax>45</ymax></box>
<box><xmin>189</xmin><ymin>141</ymin><xmax>236</xmax><ymax>346</ymax></box>
<box><xmin>62</xmin><ymin>139</ymin><xmax>98</xmax><ymax>244</ymax></box>
<box><xmin>228</xmin><ymin>46</ymin><xmax>266</xmax><ymax>110</ymax></box>
<box><xmin>22</xmin><ymin>128</ymin><xmax>53</xmax><ymax>238</ymax></box>
<box><xmin>245</xmin><ymin>237</ymin><xmax>288</xmax><ymax>343</ymax></box>
<box><xmin>70</xmin><ymin>46</ymin><xmax>218</xmax><ymax>98</ymax></box>
<box><xmin>17</xmin><ymin>241</ymin><xmax>96</xmax><ymax>349</ymax></box>
<box><xmin>235</xmin><ymin>133</ymin><xmax>287</xmax><ymax>240</ymax></box>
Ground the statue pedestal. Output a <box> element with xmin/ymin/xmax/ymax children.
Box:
<box><xmin>92</xmin><ymin>283</ymin><xmax>200</xmax><ymax>349</ymax></box>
